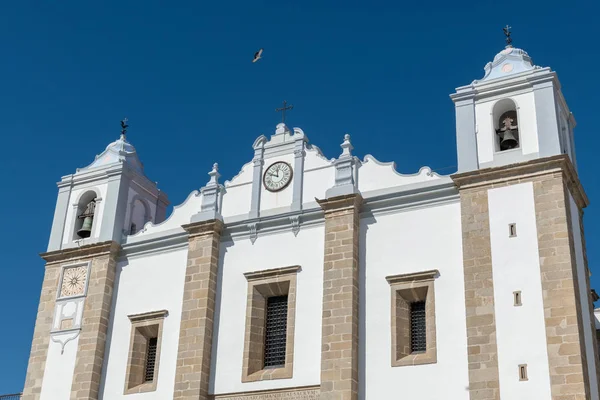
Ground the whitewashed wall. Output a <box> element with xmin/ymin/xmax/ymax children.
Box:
<box><xmin>488</xmin><ymin>183</ymin><xmax>552</xmax><ymax>399</ymax></box>
<box><xmin>40</xmin><ymin>334</ymin><xmax>79</xmax><ymax>400</ymax></box>
<box><xmin>211</xmin><ymin>225</ymin><xmax>325</xmax><ymax>394</ymax></box>
<box><xmin>99</xmin><ymin>248</ymin><xmax>188</xmax><ymax>400</ymax></box>
<box><xmin>568</xmin><ymin>193</ymin><xmax>600</xmax><ymax>400</ymax></box>
<box><xmin>360</xmin><ymin>201</ymin><xmax>470</xmax><ymax>400</ymax></box>
<box><xmin>475</xmin><ymin>92</ymin><xmax>539</xmax><ymax>164</ymax></box>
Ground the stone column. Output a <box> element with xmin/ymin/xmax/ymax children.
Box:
<box><xmin>22</xmin><ymin>241</ymin><xmax>120</xmax><ymax>400</ymax></box>
<box><xmin>317</xmin><ymin>194</ymin><xmax>362</xmax><ymax>400</ymax></box>
<box><xmin>173</xmin><ymin>219</ymin><xmax>224</xmax><ymax>400</ymax></box>
<box><xmin>456</xmin><ymin>187</ymin><xmax>501</xmax><ymax>400</ymax></box>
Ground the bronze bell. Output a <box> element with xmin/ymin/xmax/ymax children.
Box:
<box><xmin>500</xmin><ymin>129</ymin><xmax>518</xmax><ymax>150</ymax></box>
<box><xmin>76</xmin><ymin>199</ymin><xmax>96</xmax><ymax>239</ymax></box>
<box><xmin>77</xmin><ymin>216</ymin><xmax>93</xmax><ymax>238</ymax></box>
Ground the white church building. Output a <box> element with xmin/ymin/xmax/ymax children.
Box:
<box><xmin>21</xmin><ymin>39</ymin><xmax>600</xmax><ymax>400</ymax></box>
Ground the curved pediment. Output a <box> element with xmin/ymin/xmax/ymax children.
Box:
<box><xmin>358</xmin><ymin>155</ymin><xmax>442</xmax><ymax>193</ymax></box>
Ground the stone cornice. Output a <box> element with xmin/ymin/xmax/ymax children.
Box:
<box><xmin>127</xmin><ymin>309</ymin><xmax>169</xmax><ymax>322</ymax></box>
<box><xmin>40</xmin><ymin>240</ymin><xmax>120</xmax><ymax>264</ymax></box>
<box><xmin>316</xmin><ymin>193</ymin><xmax>363</xmax><ymax>215</ymax></box>
<box><xmin>386</xmin><ymin>269</ymin><xmax>440</xmax><ymax>285</ymax></box>
<box><xmin>243</xmin><ymin>265</ymin><xmax>301</xmax><ymax>281</ymax></box>
<box><xmin>182</xmin><ymin>219</ymin><xmax>224</xmax><ymax>238</ymax></box>
<box><xmin>451</xmin><ymin>155</ymin><xmax>588</xmax><ymax>209</ymax></box>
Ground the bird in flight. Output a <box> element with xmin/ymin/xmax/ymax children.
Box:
<box><xmin>253</xmin><ymin>48</ymin><xmax>263</xmax><ymax>63</ymax></box>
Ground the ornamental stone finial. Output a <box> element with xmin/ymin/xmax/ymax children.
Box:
<box><xmin>191</xmin><ymin>162</ymin><xmax>223</xmax><ymax>223</ymax></box>
<box><xmin>326</xmin><ymin>133</ymin><xmax>359</xmax><ymax>198</ymax></box>
<box><xmin>340</xmin><ymin>133</ymin><xmax>353</xmax><ymax>158</ymax></box>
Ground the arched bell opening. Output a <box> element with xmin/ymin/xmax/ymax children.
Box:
<box><xmin>128</xmin><ymin>197</ymin><xmax>152</xmax><ymax>235</ymax></box>
<box><xmin>73</xmin><ymin>191</ymin><xmax>98</xmax><ymax>240</ymax></box>
<box><xmin>493</xmin><ymin>99</ymin><xmax>520</xmax><ymax>152</ymax></box>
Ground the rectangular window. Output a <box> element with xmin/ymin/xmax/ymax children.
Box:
<box><xmin>145</xmin><ymin>337</ymin><xmax>158</xmax><ymax>382</ymax></box>
<box><xmin>410</xmin><ymin>301</ymin><xmax>426</xmax><ymax>353</ymax></box>
<box><xmin>387</xmin><ymin>270</ymin><xmax>438</xmax><ymax>367</ymax></box>
<box><xmin>124</xmin><ymin>310</ymin><xmax>167</xmax><ymax>394</ymax></box>
<box><xmin>242</xmin><ymin>266</ymin><xmax>299</xmax><ymax>382</ymax></box>
<box><xmin>264</xmin><ymin>295</ymin><xmax>288</xmax><ymax>368</ymax></box>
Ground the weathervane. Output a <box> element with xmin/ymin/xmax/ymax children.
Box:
<box><xmin>503</xmin><ymin>25</ymin><xmax>512</xmax><ymax>47</ymax></box>
<box><xmin>120</xmin><ymin>118</ymin><xmax>129</xmax><ymax>138</ymax></box>
<box><xmin>275</xmin><ymin>100</ymin><xmax>294</xmax><ymax>124</ymax></box>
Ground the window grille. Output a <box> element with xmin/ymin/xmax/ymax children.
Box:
<box><xmin>410</xmin><ymin>301</ymin><xmax>426</xmax><ymax>353</ymax></box>
<box><xmin>145</xmin><ymin>337</ymin><xmax>158</xmax><ymax>382</ymax></box>
<box><xmin>264</xmin><ymin>295</ymin><xmax>288</xmax><ymax>368</ymax></box>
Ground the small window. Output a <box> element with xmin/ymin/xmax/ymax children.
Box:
<box><xmin>410</xmin><ymin>301</ymin><xmax>426</xmax><ymax>353</ymax></box>
<box><xmin>509</xmin><ymin>223</ymin><xmax>517</xmax><ymax>237</ymax></box>
<box><xmin>145</xmin><ymin>337</ymin><xmax>158</xmax><ymax>382</ymax></box>
<box><xmin>519</xmin><ymin>364</ymin><xmax>528</xmax><ymax>381</ymax></box>
<box><xmin>264</xmin><ymin>295</ymin><xmax>288</xmax><ymax>368</ymax></box>
<box><xmin>514</xmin><ymin>291</ymin><xmax>522</xmax><ymax>306</ymax></box>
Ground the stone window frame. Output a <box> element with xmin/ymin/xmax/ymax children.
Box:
<box><xmin>55</xmin><ymin>261</ymin><xmax>91</xmax><ymax>301</ymax></box>
<box><xmin>241</xmin><ymin>265</ymin><xmax>299</xmax><ymax>382</ymax></box>
<box><xmin>124</xmin><ymin>310</ymin><xmax>168</xmax><ymax>395</ymax></box>
<box><xmin>386</xmin><ymin>269</ymin><xmax>439</xmax><ymax>367</ymax></box>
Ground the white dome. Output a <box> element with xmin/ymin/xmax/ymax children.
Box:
<box><xmin>478</xmin><ymin>46</ymin><xmax>536</xmax><ymax>83</ymax></box>
<box><xmin>79</xmin><ymin>134</ymin><xmax>144</xmax><ymax>173</ymax></box>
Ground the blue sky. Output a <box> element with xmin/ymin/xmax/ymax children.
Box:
<box><xmin>0</xmin><ymin>0</ymin><xmax>599</xmax><ymax>394</ymax></box>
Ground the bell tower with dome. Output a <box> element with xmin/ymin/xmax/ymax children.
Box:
<box><xmin>46</xmin><ymin>120</ymin><xmax>169</xmax><ymax>252</ymax></box>
<box><xmin>451</xmin><ymin>30</ymin><xmax>577</xmax><ymax>172</ymax></box>
<box><xmin>22</xmin><ymin>121</ymin><xmax>169</xmax><ymax>400</ymax></box>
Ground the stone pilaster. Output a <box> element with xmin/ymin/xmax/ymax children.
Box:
<box><xmin>173</xmin><ymin>219</ymin><xmax>224</xmax><ymax>400</ymax></box>
<box><xmin>455</xmin><ymin>186</ymin><xmax>501</xmax><ymax>400</ymax></box>
<box><xmin>22</xmin><ymin>241</ymin><xmax>120</xmax><ymax>400</ymax></box>
<box><xmin>317</xmin><ymin>194</ymin><xmax>362</xmax><ymax>400</ymax></box>
<box><xmin>453</xmin><ymin>155</ymin><xmax>597</xmax><ymax>400</ymax></box>
<box><xmin>22</xmin><ymin>266</ymin><xmax>62</xmax><ymax>400</ymax></box>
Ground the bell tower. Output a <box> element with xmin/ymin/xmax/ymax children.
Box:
<box><xmin>46</xmin><ymin>120</ymin><xmax>169</xmax><ymax>251</ymax></box>
<box><xmin>23</xmin><ymin>121</ymin><xmax>169</xmax><ymax>400</ymax></box>
<box><xmin>451</xmin><ymin>31</ymin><xmax>577</xmax><ymax>172</ymax></box>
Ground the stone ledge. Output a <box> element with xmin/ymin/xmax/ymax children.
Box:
<box><xmin>386</xmin><ymin>269</ymin><xmax>439</xmax><ymax>285</ymax></box>
<box><xmin>182</xmin><ymin>218</ymin><xmax>224</xmax><ymax>238</ymax></box>
<box><xmin>451</xmin><ymin>155</ymin><xmax>588</xmax><ymax>209</ymax></box>
<box><xmin>212</xmin><ymin>386</ymin><xmax>320</xmax><ymax>400</ymax></box>
<box><xmin>244</xmin><ymin>265</ymin><xmax>301</xmax><ymax>281</ymax></box>
<box><xmin>40</xmin><ymin>240</ymin><xmax>120</xmax><ymax>264</ymax></box>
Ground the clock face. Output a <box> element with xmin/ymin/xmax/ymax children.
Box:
<box><xmin>60</xmin><ymin>266</ymin><xmax>88</xmax><ymax>298</ymax></box>
<box><xmin>263</xmin><ymin>161</ymin><xmax>293</xmax><ymax>192</ymax></box>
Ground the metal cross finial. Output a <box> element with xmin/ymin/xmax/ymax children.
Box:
<box><xmin>120</xmin><ymin>118</ymin><xmax>129</xmax><ymax>138</ymax></box>
<box><xmin>275</xmin><ymin>100</ymin><xmax>294</xmax><ymax>124</ymax></box>
<box><xmin>503</xmin><ymin>25</ymin><xmax>513</xmax><ymax>47</ymax></box>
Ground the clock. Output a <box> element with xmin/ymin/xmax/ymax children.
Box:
<box><xmin>263</xmin><ymin>161</ymin><xmax>293</xmax><ymax>192</ymax></box>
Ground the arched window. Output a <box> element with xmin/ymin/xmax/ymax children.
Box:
<box><xmin>129</xmin><ymin>198</ymin><xmax>151</xmax><ymax>235</ymax></box>
<box><xmin>493</xmin><ymin>99</ymin><xmax>520</xmax><ymax>151</ymax></box>
<box><xmin>73</xmin><ymin>191</ymin><xmax>98</xmax><ymax>239</ymax></box>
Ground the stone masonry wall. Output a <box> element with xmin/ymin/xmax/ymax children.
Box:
<box><xmin>458</xmin><ymin>187</ymin><xmax>501</xmax><ymax>400</ymax></box>
<box><xmin>317</xmin><ymin>194</ymin><xmax>362</xmax><ymax>400</ymax></box>
<box><xmin>21</xmin><ymin>266</ymin><xmax>62</xmax><ymax>400</ymax></box>
<box><xmin>69</xmin><ymin>250</ymin><xmax>118</xmax><ymax>400</ymax></box>
<box><xmin>173</xmin><ymin>219</ymin><xmax>223</xmax><ymax>400</ymax></box>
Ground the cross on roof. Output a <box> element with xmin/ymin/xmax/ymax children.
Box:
<box><xmin>275</xmin><ymin>101</ymin><xmax>294</xmax><ymax>124</ymax></box>
<box><xmin>503</xmin><ymin>25</ymin><xmax>513</xmax><ymax>47</ymax></box>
